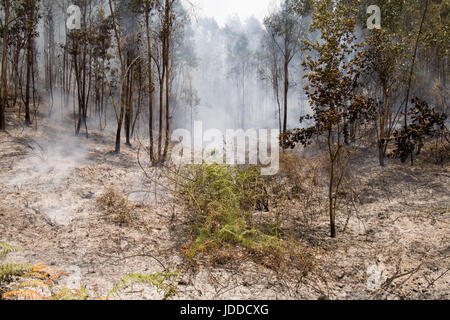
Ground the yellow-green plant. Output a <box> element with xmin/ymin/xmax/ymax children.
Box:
<box><xmin>1</xmin><ymin>241</ymin><xmax>89</xmax><ymax>300</ymax></box>
<box><xmin>46</xmin><ymin>287</ymin><xmax>90</xmax><ymax>301</ymax></box>
<box><xmin>177</xmin><ymin>163</ymin><xmax>319</xmax><ymax>275</ymax></box>
<box><xmin>107</xmin><ymin>272</ymin><xmax>181</xmax><ymax>300</ymax></box>
<box><xmin>0</xmin><ymin>242</ymin><xmax>33</xmax><ymax>283</ymax></box>
<box><xmin>180</xmin><ymin>164</ymin><xmax>287</xmax><ymax>259</ymax></box>
<box><xmin>2</xmin><ymin>263</ymin><xmax>71</xmax><ymax>300</ymax></box>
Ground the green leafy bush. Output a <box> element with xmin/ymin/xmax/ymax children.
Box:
<box><xmin>178</xmin><ymin>164</ymin><xmax>317</xmax><ymax>274</ymax></box>
<box><xmin>180</xmin><ymin>165</ymin><xmax>277</xmax><ymax>257</ymax></box>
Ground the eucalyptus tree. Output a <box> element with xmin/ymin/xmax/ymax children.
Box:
<box><xmin>284</xmin><ymin>0</ymin><xmax>371</xmax><ymax>238</ymax></box>
<box><xmin>20</xmin><ymin>0</ymin><xmax>41</xmax><ymax>126</ymax></box>
<box><xmin>108</xmin><ymin>0</ymin><xmax>129</xmax><ymax>153</ymax></box>
<box><xmin>130</xmin><ymin>0</ymin><xmax>159</xmax><ymax>162</ymax></box>
<box><xmin>263</xmin><ymin>0</ymin><xmax>312</xmax><ymax>136</ymax></box>
<box><xmin>42</xmin><ymin>0</ymin><xmax>56</xmax><ymax>111</ymax></box>
<box><xmin>359</xmin><ymin>0</ymin><xmax>448</xmax><ymax>166</ymax></box>
<box><xmin>90</xmin><ymin>7</ymin><xmax>113</xmax><ymax>130</ymax></box>
<box><xmin>258</xmin><ymin>28</ymin><xmax>284</xmax><ymax>133</ymax></box>
<box><xmin>67</xmin><ymin>0</ymin><xmax>95</xmax><ymax>137</ymax></box>
<box><xmin>226</xmin><ymin>32</ymin><xmax>254</xmax><ymax>129</ymax></box>
<box><xmin>363</xmin><ymin>30</ymin><xmax>404</xmax><ymax>167</ymax></box>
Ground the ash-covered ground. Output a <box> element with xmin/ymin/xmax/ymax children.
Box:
<box><xmin>0</xmin><ymin>112</ymin><xmax>448</xmax><ymax>300</ymax></box>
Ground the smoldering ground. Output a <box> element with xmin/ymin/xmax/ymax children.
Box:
<box><xmin>5</xmin><ymin>122</ymin><xmax>89</xmax><ymax>225</ymax></box>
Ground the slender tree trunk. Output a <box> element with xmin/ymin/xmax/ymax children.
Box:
<box><xmin>404</xmin><ymin>0</ymin><xmax>429</xmax><ymax>131</ymax></box>
<box><xmin>158</xmin><ymin>50</ymin><xmax>165</xmax><ymax>162</ymax></box>
<box><xmin>241</xmin><ymin>67</ymin><xmax>245</xmax><ymax>128</ymax></box>
<box><xmin>109</xmin><ymin>0</ymin><xmax>126</xmax><ymax>154</ymax></box>
<box><xmin>163</xmin><ymin>32</ymin><xmax>171</xmax><ymax>161</ymax></box>
<box><xmin>0</xmin><ymin>0</ymin><xmax>10</xmax><ymax>131</ymax></box>
<box><xmin>378</xmin><ymin>86</ymin><xmax>390</xmax><ymax>167</ymax></box>
<box><xmin>12</xmin><ymin>45</ymin><xmax>20</xmax><ymax>108</ymax></box>
<box><xmin>275</xmin><ymin>85</ymin><xmax>282</xmax><ymax>134</ymax></box>
<box><xmin>131</xmin><ymin>66</ymin><xmax>142</xmax><ymax>138</ymax></box>
<box><xmin>404</xmin><ymin>0</ymin><xmax>429</xmax><ymax>166</ymax></box>
<box><xmin>125</xmin><ymin>67</ymin><xmax>134</xmax><ymax>146</ymax></box>
<box><xmin>31</xmin><ymin>47</ymin><xmax>37</xmax><ymax>129</ymax></box>
<box><xmin>145</xmin><ymin>10</ymin><xmax>154</xmax><ymax>163</ymax></box>
<box><xmin>73</xmin><ymin>50</ymin><xmax>83</xmax><ymax>136</ymax></box>
<box><xmin>25</xmin><ymin>31</ymin><xmax>33</xmax><ymax>126</ymax></box>
<box><xmin>283</xmin><ymin>58</ymin><xmax>288</xmax><ymax>136</ymax></box>
<box><xmin>328</xmin><ymin>129</ymin><xmax>337</xmax><ymax>238</ymax></box>
<box><xmin>162</xmin><ymin>0</ymin><xmax>175</xmax><ymax>163</ymax></box>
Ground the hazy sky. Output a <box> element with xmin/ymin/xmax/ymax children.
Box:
<box><xmin>194</xmin><ymin>0</ymin><xmax>276</xmax><ymax>26</ymax></box>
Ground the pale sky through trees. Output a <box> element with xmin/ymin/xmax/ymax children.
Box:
<box><xmin>195</xmin><ymin>0</ymin><xmax>275</xmax><ymax>26</ymax></box>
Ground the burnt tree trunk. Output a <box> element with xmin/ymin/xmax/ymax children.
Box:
<box><xmin>0</xmin><ymin>0</ymin><xmax>10</xmax><ymax>131</ymax></box>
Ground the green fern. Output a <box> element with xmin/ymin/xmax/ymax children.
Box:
<box><xmin>181</xmin><ymin>164</ymin><xmax>281</xmax><ymax>258</ymax></box>
<box><xmin>46</xmin><ymin>287</ymin><xmax>90</xmax><ymax>300</ymax></box>
<box><xmin>107</xmin><ymin>272</ymin><xmax>181</xmax><ymax>300</ymax></box>
<box><xmin>0</xmin><ymin>240</ymin><xmax>85</xmax><ymax>301</ymax></box>
<box><xmin>0</xmin><ymin>242</ymin><xmax>22</xmax><ymax>259</ymax></box>
<box><xmin>0</xmin><ymin>263</ymin><xmax>33</xmax><ymax>281</ymax></box>
<box><xmin>0</xmin><ymin>242</ymin><xmax>33</xmax><ymax>283</ymax></box>
<box><xmin>2</xmin><ymin>264</ymin><xmax>85</xmax><ymax>300</ymax></box>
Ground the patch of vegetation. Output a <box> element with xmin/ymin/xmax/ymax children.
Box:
<box><xmin>271</xmin><ymin>153</ymin><xmax>326</xmax><ymax>228</ymax></box>
<box><xmin>2</xmin><ymin>263</ymin><xmax>72</xmax><ymax>300</ymax></box>
<box><xmin>107</xmin><ymin>272</ymin><xmax>181</xmax><ymax>300</ymax></box>
<box><xmin>98</xmin><ymin>187</ymin><xmax>136</xmax><ymax>225</ymax></box>
<box><xmin>0</xmin><ymin>242</ymin><xmax>33</xmax><ymax>284</ymax></box>
<box><xmin>0</xmin><ymin>242</ymin><xmax>22</xmax><ymax>259</ymax></box>
<box><xmin>393</xmin><ymin>98</ymin><xmax>448</xmax><ymax>164</ymax></box>
<box><xmin>0</xmin><ymin>240</ymin><xmax>89</xmax><ymax>300</ymax></box>
<box><xmin>178</xmin><ymin>164</ymin><xmax>317</xmax><ymax>273</ymax></box>
<box><xmin>181</xmin><ymin>164</ymin><xmax>271</xmax><ymax>256</ymax></box>
<box><xmin>46</xmin><ymin>287</ymin><xmax>90</xmax><ymax>301</ymax></box>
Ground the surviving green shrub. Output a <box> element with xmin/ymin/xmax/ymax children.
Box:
<box><xmin>178</xmin><ymin>164</ymin><xmax>318</xmax><ymax>274</ymax></box>
<box><xmin>180</xmin><ymin>165</ymin><xmax>276</xmax><ymax>257</ymax></box>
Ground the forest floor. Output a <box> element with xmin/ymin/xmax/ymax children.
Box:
<box><xmin>0</xmin><ymin>109</ymin><xmax>449</xmax><ymax>300</ymax></box>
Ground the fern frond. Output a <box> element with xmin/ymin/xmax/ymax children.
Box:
<box><xmin>14</xmin><ymin>279</ymin><xmax>49</xmax><ymax>290</ymax></box>
<box><xmin>46</xmin><ymin>271</ymin><xmax>69</xmax><ymax>285</ymax></box>
<box><xmin>22</xmin><ymin>272</ymin><xmax>47</xmax><ymax>280</ymax></box>
<box><xmin>0</xmin><ymin>264</ymin><xmax>33</xmax><ymax>281</ymax></box>
<box><xmin>46</xmin><ymin>287</ymin><xmax>89</xmax><ymax>301</ymax></box>
<box><xmin>2</xmin><ymin>289</ymin><xmax>42</xmax><ymax>300</ymax></box>
<box><xmin>22</xmin><ymin>264</ymin><xmax>67</xmax><ymax>285</ymax></box>
<box><xmin>107</xmin><ymin>272</ymin><xmax>181</xmax><ymax>300</ymax></box>
<box><xmin>43</xmin><ymin>267</ymin><xmax>59</xmax><ymax>277</ymax></box>
<box><xmin>0</xmin><ymin>242</ymin><xmax>22</xmax><ymax>259</ymax></box>
<box><xmin>32</xmin><ymin>263</ymin><xmax>52</xmax><ymax>274</ymax></box>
